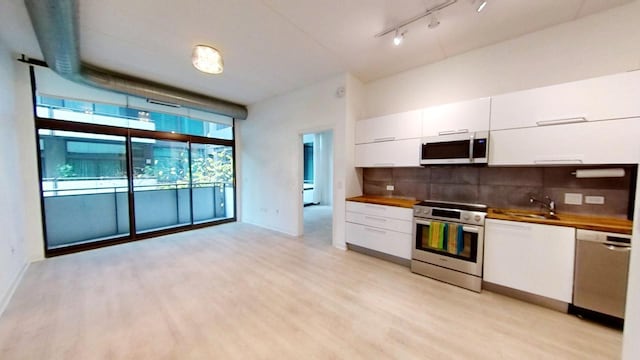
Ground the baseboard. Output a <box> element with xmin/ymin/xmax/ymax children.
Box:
<box><xmin>0</xmin><ymin>261</ymin><xmax>29</xmax><ymax>318</ymax></box>
<box><xmin>240</xmin><ymin>220</ymin><xmax>300</xmax><ymax>237</ymax></box>
<box><xmin>333</xmin><ymin>243</ymin><xmax>347</xmax><ymax>251</ymax></box>
<box><xmin>347</xmin><ymin>243</ymin><xmax>411</xmax><ymax>267</ymax></box>
<box><xmin>482</xmin><ymin>281</ymin><xmax>569</xmax><ymax>313</ymax></box>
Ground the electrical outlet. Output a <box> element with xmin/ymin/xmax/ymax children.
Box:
<box><xmin>386</xmin><ymin>185</ymin><xmax>395</xmax><ymax>191</ymax></box>
<box><xmin>564</xmin><ymin>193</ymin><xmax>583</xmax><ymax>205</ymax></box>
<box><xmin>585</xmin><ymin>196</ymin><xmax>605</xmax><ymax>205</ymax></box>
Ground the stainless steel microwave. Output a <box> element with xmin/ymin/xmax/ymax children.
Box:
<box><xmin>420</xmin><ymin>130</ymin><xmax>489</xmax><ymax>165</ymax></box>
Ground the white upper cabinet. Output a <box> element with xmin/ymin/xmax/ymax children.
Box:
<box><xmin>355</xmin><ymin>110</ymin><xmax>422</xmax><ymax>144</ymax></box>
<box><xmin>490</xmin><ymin>71</ymin><xmax>640</xmax><ymax>131</ymax></box>
<box><xmin>489</xmin><ymin>117</ymin><xmax>640</xmax><ymax>165</ymax></box>
<box><xmin>355</xmin><ymin>138</ymin><xmax>421</xmax><ymax>168</ymax></box>
<box><xmin>422</xmin><ymin>97</ymin><xmax>491</xmax><ymax>137</ymax></box>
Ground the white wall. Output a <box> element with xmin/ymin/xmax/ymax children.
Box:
<box><xmin>239</xmin><ymin>74</ymin><xmax>347</xmax><ymax>237</ymax></box>
<box><xmin>16</xmin><ymin>67</ymin><xmax>44</xmax><ymax>262</ymax></box>
<box><xmin>335</xmin><ymin>74</ymin><xmax>364</xmax><ymax>249</ymax></box>
<box><xmin>364</xmin><ymin>0</ymin><xmax>640</xmax><ymax>118</ymax></box>
<box><xmin>0</xmin><ymin>43</ymin><xmax>29</xmax><ymax>314</ymax></box>
<box><xmin>344</xmin><ymin>74</ymin><xmax>364</xmax><ymax>197</ymax></box>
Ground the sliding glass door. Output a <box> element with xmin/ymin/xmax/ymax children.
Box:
<box><xmin>38</xmin><ymin>129</ymin><xmax>130</xmax><ymax>248</ymax></box>
<box><xmin>37</xmin><ymin>123</ymin><xmax>236</xmax><ymax>255</ymax></box>
<box><xmin>191</xmin><ymin>143</ymin><xmax>234</xmax><ymax>223</ymax></box>
<box><xmin>132</xmin><ymin>137</ymin><xmax>192</xmax><ymax>233</ymax></box>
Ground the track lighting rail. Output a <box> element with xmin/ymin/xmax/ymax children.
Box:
<box><xmin>374</xmin><ymin>0</ymin><xmax>457</xmax><ymax>38</ymax></box>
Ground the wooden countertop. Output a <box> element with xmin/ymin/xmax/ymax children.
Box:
<box><xmin>345</xmin><ymin>197</ymin><xmax>633</xmax><ymax>233</ymax></box>
<box><xmin>487</xmin><ymin>208</ymin><xmax>633</xmax><ymax>235</ymax></box>
<box><xmin>346</xmin><ymin>195</ymin><xmax>419</xmax><ymax>209</ymax></box>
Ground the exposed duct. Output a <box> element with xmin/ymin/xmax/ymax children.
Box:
<box><xmin>24</xmin><ymin>0</ymin><xmax>248</xmax><ymax>120</ymax></box>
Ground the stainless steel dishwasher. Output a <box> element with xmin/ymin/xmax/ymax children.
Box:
<box><xmin>573</xmin><ymin>229</ymin><xmax>632</xmax><ymax>319</ymax></box>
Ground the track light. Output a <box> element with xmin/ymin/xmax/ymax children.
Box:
<box><xmin>428</xmin><ymin>13</ymin><xmax>440</xmax><ymax>29</ymax></box>
<box><xmin>393</xmin><ymin>28</ymin><xmax>406</xmax><ymax>46</ymax></box>
<box><xmin>375</xmin><ymin>0</ymin><xmax>457</xmax><ymax>42</ymax></box>
<box><xmin>476</xmin><ymin>0</ymin><xmax>487</xmax><ymax>12</ymax></box>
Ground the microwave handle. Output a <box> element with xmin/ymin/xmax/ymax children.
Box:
<box><xmin>468</xmin><ymin>132</ymin><xmax>475</xmax><ymax>163</ymax></box>
<box><xmin>438</xmin><ymin>129</ymin><xmax>469</xmax><ymax>136</ymax></box>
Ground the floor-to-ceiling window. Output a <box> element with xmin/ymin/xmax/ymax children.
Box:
<box><xmin>32</xmin><ymin>68</ymin><xmax>236</xmax><ymax>256</ymax></box>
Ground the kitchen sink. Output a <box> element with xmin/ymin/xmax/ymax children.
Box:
<box><xmin>515</xmin><ymin>213</ymin><xmax>559</xmax><ymax>220</ymax></box>
<box><xmin>492</xmin><ymin>209</ymin><xmax>559</xmax><ymax>220</ymax></box>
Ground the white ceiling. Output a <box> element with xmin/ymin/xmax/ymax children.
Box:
<box><xmin>0</xmin><ymin>0</ymin><xmax>634</xmax><ymax>105</ymax></box>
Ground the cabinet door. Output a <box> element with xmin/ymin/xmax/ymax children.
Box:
<box><xmin>355</xmin><ymin>110</ymin><xmax>421</xmax><ymax>144</ymax></box>
<box><xmin>355</xmin><ymin>138</ymin><xmax>421</xmax><ymax>167</ymax></box>
<box><xmin>484</xmin><ymin>219</ymin><xmax>575</xmax><ymax>302</ymax></box>
<box><xmin>489</xmin><ymin>117</ymin><xmax>640</xmax><ymax>165</ymax></box>
<box><xmin>422</xmin><ymin>97</ymin><xmax>490</xmax><ymax>137</ymax></box>
<box><xmin>346</xmin><ymin>212</ymin><xmax>412</xmax><ymax>234</ymax></box>
<box><xmin>491</xmin><ymin>71</ymin><xmax>640</xmax><ymax>131</ymax></box>
<box><xmin>345</xmin><ymin>222</ymin><xmax>412</xmax><ymax>259</ymax></box>
<box><xmin>346</xmin><ymin>201</ymin><xmax>413</xmax><ymax>222</ymax></box>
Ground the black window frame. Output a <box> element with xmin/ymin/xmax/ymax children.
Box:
<box><xmin>29</xmin><ymin>66</ymin><xmax>238</xmax><ymax>257</ymax></box>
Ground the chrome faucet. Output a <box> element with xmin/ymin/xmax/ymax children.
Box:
<box><xmin>529</xmin><ymin>194</ymin><xmax>556</xmax><ymax>216</ymax></box>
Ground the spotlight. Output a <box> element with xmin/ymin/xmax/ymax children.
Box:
<box><xmin>477</xmin><ymin>0</ymin><xmax>487</xmax><ymax>12</ymax></box>
<box><xmin>428</xmin><ymin>14</ymin><xmax>440</xmax><ymax>29</ymax></box>
<box><xmin>393</xmin><ymin>28</ymin><xmax>406</xmax><ymax>46</ymax></box>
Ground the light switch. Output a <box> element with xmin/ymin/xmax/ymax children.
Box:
<box><xmin>564</xmin><ymin>193</ymin><xmax>583</xmax><ymax>205</ymax></box>
<box><xmin>585</xmin><ymin>196</ymin><xmax>605</xmax><ymax>205</ymax></box>
<box><xmin>386</xmin><ymin>185</ymin><xmax>395</xmax><ymax>191</ymax></box>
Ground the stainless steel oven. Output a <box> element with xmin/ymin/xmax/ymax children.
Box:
<box><xmin>411</xmin><ymin>200</ymin><xmax>487</xmax><ymax>292</ymax></box>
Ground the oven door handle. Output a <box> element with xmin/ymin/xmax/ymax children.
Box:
<box><xmin>462</xmin><ymin>226</ymin><xmax>481</xmax><ymax>234</ymax></box>
<box><xmin>414</xmin><ymin>219</ymin><xmax>431</xmax><ymax>226</ymax></box>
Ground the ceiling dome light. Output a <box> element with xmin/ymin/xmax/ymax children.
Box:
<box><xmin>477</xmin><ymin>0</ymin><xmax>488</xmax><ymax>12</ymax></box>
<box><xmin>192</xmin><ymin>45</ymin><xmax>224</xmax><ymax>74</ymax></box>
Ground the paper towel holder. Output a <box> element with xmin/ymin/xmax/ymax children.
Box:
<box><xmin>571</xmin><ymin>168</ymin><xmax>626</xmax><ymax>178</ymax></box>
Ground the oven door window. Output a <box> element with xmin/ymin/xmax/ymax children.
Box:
<box><xmin>415</xmin><ymin>221</ymin><xmax>478</xmax><ymax>262</ymax></box>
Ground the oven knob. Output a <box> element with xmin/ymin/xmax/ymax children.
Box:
<box><xmin>424</xmin><ymin>209</ymin><xmax>431</xmax><ymax>215</ymax></box>
<box><xmin>474</xmin><ymin>215</ymin><xmax>481</xmax><ymax>222</ymax></box>
<box><xmin>462</xmin><ymin>214</ymin><xmax>470</xmax><ymax>221</ymax></box>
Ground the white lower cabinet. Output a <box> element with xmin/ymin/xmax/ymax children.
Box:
<box><xmin>345</xmin><ymin>201</ymin><xmax>413</xmax><ymax>260</ymax></box>
<box><xmin>484</xmin><ymin>219</ymin><xmax>575</xmax><ymax>302</ymax></box>
<box><xmin>354</xmin><ymin>138</ymin><xmax>421</xmax><ymax>167</ymax></box>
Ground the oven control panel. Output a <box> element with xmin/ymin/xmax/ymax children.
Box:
<box><xmin>413</xmin><ymin>204</ymin><xmax>486</xmax><ymax>226</ymax></box>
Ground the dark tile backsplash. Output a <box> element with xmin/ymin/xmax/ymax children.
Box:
<box><xmin>363</xmin><ymin>165</ymin><xmax>637</xmax><ymax>219</ymax></box>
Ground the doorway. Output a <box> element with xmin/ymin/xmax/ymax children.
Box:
<box><xmin>301</xmin><ymin>130</ymin><xmax>334</xmax><ymax>246</ymax></box>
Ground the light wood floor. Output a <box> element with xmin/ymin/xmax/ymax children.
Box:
<box><xmin>0</xmin><ymin>212</ymin><xmax>622</xmax><ymax>359</ymax></box>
